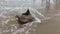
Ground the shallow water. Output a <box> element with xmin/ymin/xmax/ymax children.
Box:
<box><xmin>0</xmin><ymin>7</ymin><xmax>42</xmax><ymax>34</ymax></box>
<box><xmin>0</xmin><ymin>0</ymin><xmax>60</xmax><ymax>34</ymax></box>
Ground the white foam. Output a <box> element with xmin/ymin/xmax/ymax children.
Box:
<box><xmin>29</xmin><ymin>7</ymin><xmax>45</xmax><ymax>18</ymax></box>
<box><xmin>4</xmin><ymin>19</ymin><xmax>10</xmax><ymax>24</ymax></box>
<box><xmin>25</xmin><ymin>29</ymin><xmax>30</xmax><ymax>34</ymax></box>
<box><xmin>2</xmin><ymin>30</ymin><xmax>10</xmax><ymax>33</ymax></box>
<box><xmin>12</xmin><ymin>27</ymin><xmax>26</xmax><ymax>34</ymax></box>
<box><xmin>1</xmin><ymin>19</ymin><xmax>10</xmax><ymax>26</ymax></box>
<box><xmin>10</xmin><ymin>24</ymin><xmax>18</xmax><ymax>29</ymax></box>
<box><xmin>24</xmin><ymin>17</ymin><xmax>41</xmax><ymax>27</ymax></box>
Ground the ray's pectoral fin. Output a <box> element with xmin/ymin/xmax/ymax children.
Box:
<box><xmin>22</xmin><ymin>9</ymin><xmax>30</xmax><ymax>15</ymax></box>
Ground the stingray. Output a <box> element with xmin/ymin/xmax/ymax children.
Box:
<box><xmin>16</xmin><ymin>9</ymin><xmax>34</xmax><ymax>25</ymax></box>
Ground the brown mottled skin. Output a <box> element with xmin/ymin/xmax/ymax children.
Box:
<box><xmin>16</xmin><ymin>9</ymin><xmax>34</xmax><ymax>25</ymax></box>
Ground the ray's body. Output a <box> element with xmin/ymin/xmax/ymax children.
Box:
<box><xmin>16</xmin><ymin>9</ymin><xmax>34</xmax><ymax>25</ymax></box>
